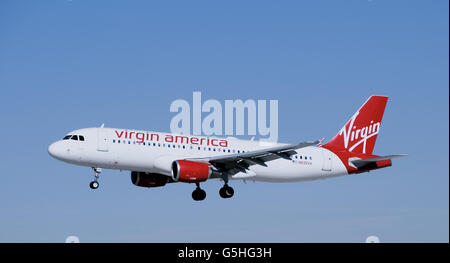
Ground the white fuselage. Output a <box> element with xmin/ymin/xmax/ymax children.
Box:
<box><xmin>48</xmin><ymin>127</ymin><xmax>349</xmax><ymax>182</ymax></box>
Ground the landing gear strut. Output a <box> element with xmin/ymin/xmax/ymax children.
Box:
<box><xmin>192</xmin><ymin>183</ymin><xmax>206</xmax><ymax>201</ymax></box>
<box><xmin>89</xmin><ymin>167</ymin><xmax>101</xmax><ymax>189</ymax></box>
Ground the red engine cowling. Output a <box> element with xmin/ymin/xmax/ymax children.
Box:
<box><xmin>131</xmin><ymin>171</ymin><xmax>168</xmax><ymax>187</ymax></box>
<box><xmin>171</xmin><ymin>160</ymin><xmax>211</xmax><ymax>183</ymax></box>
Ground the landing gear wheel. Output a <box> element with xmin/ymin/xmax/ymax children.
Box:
<box><xmin>219</xmin><ymin>185</ymin><xmax>234</xmax><ymax>198</ymax></box>
<box><xmin>192</xmin><ymin>188</ymin><xmax>206</xmax><ymax>201</ymax></box>
<box><xmin>219</xmin><ymin>187</ymin><xmax>226</xmax><ymax>198</ymax></box>
<box><xmin>89</xmin><ymin>181</ymin><xmax>99</xmax><ymax>189</ymax></box>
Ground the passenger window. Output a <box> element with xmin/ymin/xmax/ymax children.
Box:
<box><xmin>71</xmin><ymin>135</ymin><xmax>78</xmax><ymax>141</ymax></box>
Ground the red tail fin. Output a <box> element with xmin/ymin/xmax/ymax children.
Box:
<box><xmin>323</xmin><ymin>96</ymin><xmax>388</xmax><ymax>154</ymax></box>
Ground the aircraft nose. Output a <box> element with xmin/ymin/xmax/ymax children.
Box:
<box><xmin>48</xmin><ymin>142</ymin><xmax>65</xmax><ymax>159</ymax></box>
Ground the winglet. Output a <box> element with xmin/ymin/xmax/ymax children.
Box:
<box><xmin>317</xmin><ymin>138</ymin><xmax>326</xmax><ymax>146</ymax></box>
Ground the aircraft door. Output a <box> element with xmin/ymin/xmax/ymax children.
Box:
<box><xmin>321</xmin><ymin>148</ymin><xmax>332</xmax><ymax>171</ymax></box>
<box><xmin>97</xmin><ymin>128</ymin><xmax>109</xmax><ymax>152</ymax></box>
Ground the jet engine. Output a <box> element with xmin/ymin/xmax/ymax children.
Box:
<box><xmin>131</xmin><ymin>171</ymin><xmax>168</xmax><ymax>187</ymax></box>
<box><xmin>171</xmin><ymin>160</ymin><xmax>211</xmax><ymax>183</ymax></box>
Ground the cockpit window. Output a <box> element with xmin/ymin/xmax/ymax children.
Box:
<box><xmin>63</xmin><ymin>134</ymin><xmax>85</xmax><ymax>141</ymax></box>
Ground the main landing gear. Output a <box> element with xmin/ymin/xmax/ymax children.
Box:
<box><xmin>219</xmin><ymin>184</ymin><xmax>234</xmax><ymax>199</ymax></box>
<box><xmin>191</xmin><ymin>179</ymin><xmax>235</xmax><ymax>201</ymax></box>
<box><xmin>192</xmin><ymin>183</ymin><xmax>206</xmax><ymax>201</ymax></box>
<box><xmin>89</xmin><ymin>167</ymin><xmax>101</xmax><ymax>190</ymax></box>
<box><xmin>219</xmin><ymin>173</ymin><xmax>234</xmax><ymax>199</ymax></box>
<box><xmin>190</xmin><ymin>183</ymin><xmax>234</xmax><ymax>201</ymax></box>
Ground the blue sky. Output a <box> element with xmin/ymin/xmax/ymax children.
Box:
<box><xmin>0</xmin><ymin>0</ymin><xmax>448</xmax><ymax>242</ymax></box>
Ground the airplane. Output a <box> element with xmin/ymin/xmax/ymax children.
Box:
<box><xmin>48</xmin><ymin>95</ymin><xmax>405</xmax><ymax>201</ymax></box>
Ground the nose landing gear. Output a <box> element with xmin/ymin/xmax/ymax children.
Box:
<box><xmin>192</xmin><ymin>183</ymin><xmax>206</xmax><ymax>201</ymax></box>
<box><xmin>89</xmin><ymin>181</ymin><xmax>99</xmax><ymax>189</ymax></box>
<box><xmin>89</xmin><ymin>167</ymin><xmax>101</xmax><ymax>189</ymax></box>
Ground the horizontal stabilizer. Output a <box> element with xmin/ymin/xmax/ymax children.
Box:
<box><xmin>351</xmin><ymin>154</ymin><xmax>407</xmax><ymax>168</ymax></box>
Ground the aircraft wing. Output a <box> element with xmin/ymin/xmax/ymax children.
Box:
<box><xmin>186</xmin><ymin>140</ymin><xmax>320</xmax><ymax>176</ymax></box>
<box><xmin>350</xmin><ymin>154</ymin><xmax>407</xmax><ymax>168</ymax></box>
